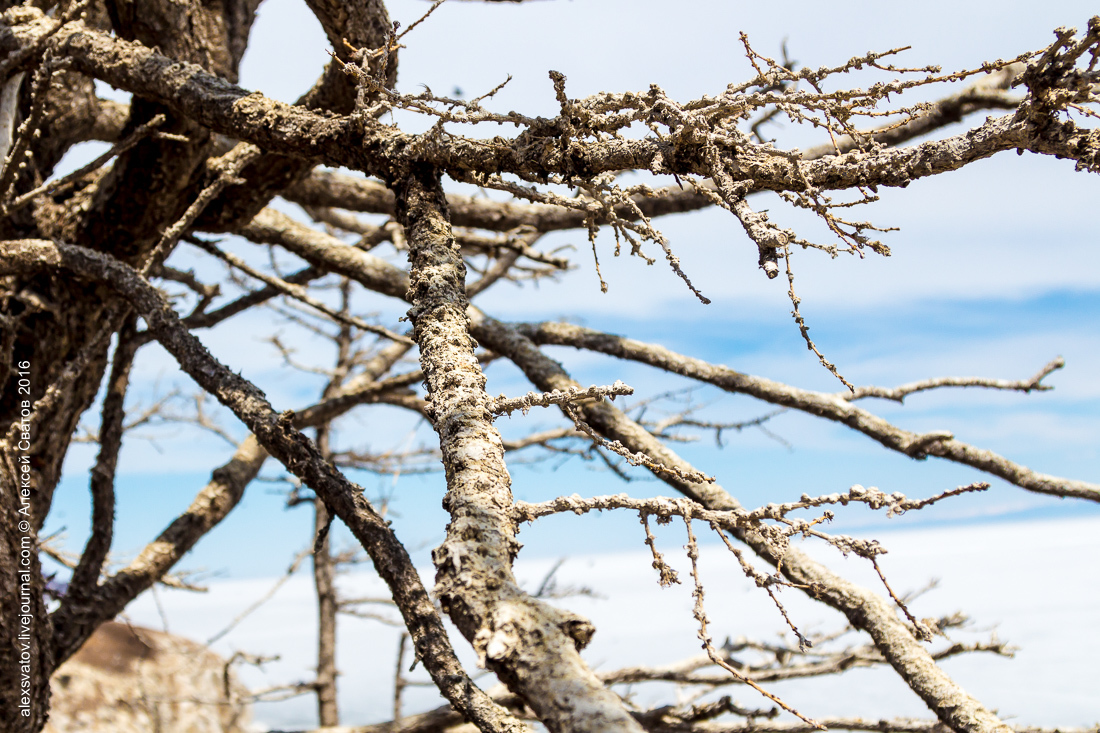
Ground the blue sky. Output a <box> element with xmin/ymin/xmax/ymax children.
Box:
<box><xmin>46</xmin><ymin>0</ymin><xmax>1100</xmax><ymax>583</ymax></box>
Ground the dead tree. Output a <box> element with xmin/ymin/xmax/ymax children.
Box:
<box><xmin>0</xmin><ymin>1</ymin><xmax>1098</xmax><ymax>732</ymax></box>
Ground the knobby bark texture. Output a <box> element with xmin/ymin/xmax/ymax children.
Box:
<box><xmin>467</xmin><ymin>312</ymin><xmax>1013</xmax><ymax>733</ymax></box>
<box><xmin>8</xmin><ymin>12</ymin><xmax>1098</xmax><ymax>204</ymax></box>
<box><xmin>514</xmin><ymin>322</ymin><xmax>1100</xmax><ymax>503</ymax></box>
<box><xmin>0</xmin><ymin>4</ymin><xmax>1097</xmax><ymax>733</ymax></box>
<box><xmin>393</xmin><ymin>164</ymin><xmax>643</xmax><ymax>733</ymax></box>
<box><xmin>136</xmin><ymin>178</ymin><xmax>1094</xmax><ymax>733</ymax></box>
<box><xmin>1</xmin><ymin>239</ymin><xmax>526</xmax><ymax>733</ymax></box>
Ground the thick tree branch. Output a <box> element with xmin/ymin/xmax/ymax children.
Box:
<box><xmin>279</xmin><ymin>74</ymin><xmax>1026</xmax><ymax>234</ymax></box>
<box><xmin>237</xmin><ymin>208</ymin><xmax>409</xmax><ymax>299</ymax></box>
<box><xmin>391</xmin><ymin>165</ymin><xmax>642</xmax><ymax>733</ymax></box>
<box><xmin>515</xmin><ymin>322</ymin><xmax>1098</xmax><ymax>502</ymax></box>
<box><xmin>228</xmin><ymin>208</ymin><xmax>1095</xmax><ymax>504</ymax></box>
<box><xmin>192</xmin><ymin>0</ymin><xmax>395</xmax><ymax>232</ymax></box>
<box><xmin>10</xmin><ymin>12</ymin><xmax>1092</xmax><ymax>208</ymax></box>
<box><xmin>466</xmin><ymin>311</ymin><xmax>1014</xmax><ymax>733</ymax></box>
<box><xmin>0</xmin><ymin>239</ymin><xmax>526</xmax><ymax>733</ymax></box>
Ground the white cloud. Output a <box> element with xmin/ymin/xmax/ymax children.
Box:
<box><xmin>121</xmin><ymin>515</ymin><xmax>1100</xmax><ymax>729</ymax></box>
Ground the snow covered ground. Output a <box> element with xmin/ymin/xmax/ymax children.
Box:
<box><xmin>121</xmin><ymin>514</ymin><xmax>1100</xmax><ymax>730</ymax></box>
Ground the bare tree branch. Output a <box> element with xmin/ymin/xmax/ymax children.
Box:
<box><xmin>466</xmin><ymin>311</ymin><xmax>1016</xmax><ymax>733</ymax></box>
<box><xmin>1</xmin><ymin>6</ymin><xmax>1096</xmax><ymax>733</ymax></box>
<box><xmin>514</xmin><ymin>321</ymin><xmax>1097</xmax><ymax>502</ymax></box>
<box><xmin>392</xmin><ymin>165</ymin><xmax>642</xmax><ymax>732</ymax></box>
<box><xmin>1</xmin><ymin>238</ymin><xmax>527</xmax><ymax>733</ymax></box>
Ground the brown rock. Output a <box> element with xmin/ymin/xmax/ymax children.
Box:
<box><xmin>46</xmin><ymin>622</ymin><xmax>252</xmax><ymax>733</ymax></box>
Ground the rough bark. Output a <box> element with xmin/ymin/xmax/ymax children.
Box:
<box><xmin>0</xmin><ymin>238</ymin><xmax>527</xmax><ymax>733</ymax></box>
<box><xmin>0</xmin><ymin>0</ymin><xmax>257</xmax><ymax>526</ymax></box>
<box><xmin>193</xmin><ymin>0</ymin><xmax>393</xmax><ymax>232</ymax></box>
<box><xmin>0</xmin><ymin>439</ymin><xmax>52</xmax><ymax>733</ymax></box>
<box><xmin>169</xmin><ymin>189</ymin><xmax>1090</xmax><ymax>733</ymax></box>
<box><xmin>0</xmin><ymin>8</ymin><xmax>1095</xmax><ymax>732</ymax></box>
<box><xmin>11</xmin><ymin>15</ymin><xmax>1086</xmax><ymax>201</ymax></box>
<box><xmin>466</xmin><ymin>311</ymin><xmax>1013</xmax><ymax>733</ymax></box>
<box><xmin>0</xmin><ymin>3</ymin><xmax>258</xmax><ymax>728</ymax></box>
<box><xmin>515</xmin><ymin>322</ymin><xmax>1100</xmax><ymax>502</ymax></box>
<box><xmin>391</xmin><ymin>164</ymin><xmax>643</xmax><ymax>733</ymax></box>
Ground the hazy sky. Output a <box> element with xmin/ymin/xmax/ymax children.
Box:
<box><xmin>124</xmin><ymin>516</ymin><xmax>1100</xmax><ymax>730</ymax></box>
<box><xmin>50</xmin><ymin>0</ymin><xmax>1100</xmax><ymax>580</ymax></box>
